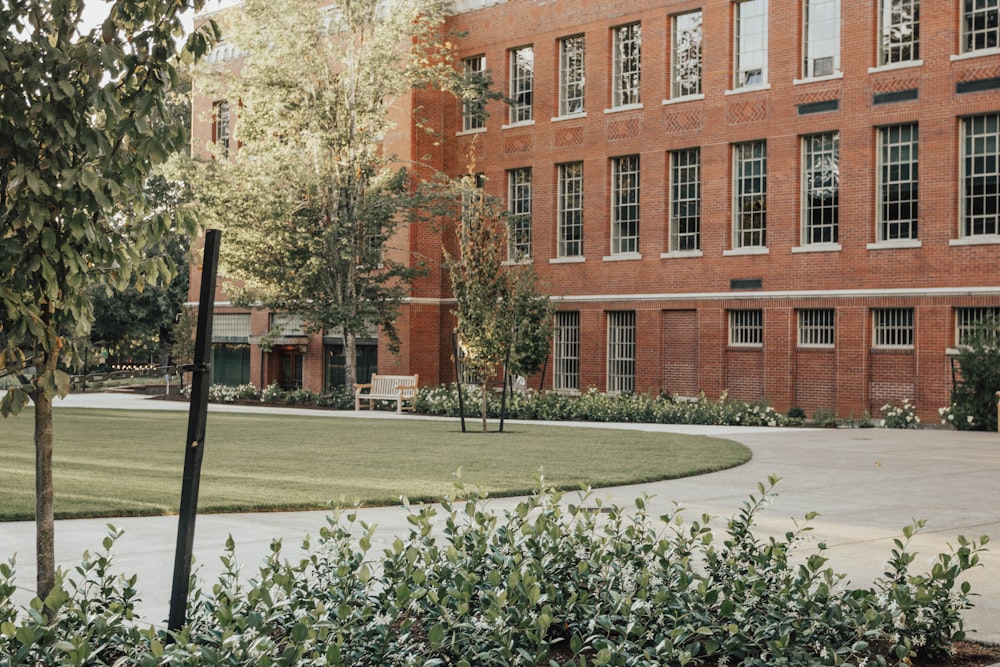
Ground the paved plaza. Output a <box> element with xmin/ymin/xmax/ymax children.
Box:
<box><xmin>1</xmin><ymin>391</ymin><xmax>999</xmax><ymax>647</ymax></box>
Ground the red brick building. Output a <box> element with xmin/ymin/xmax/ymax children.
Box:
<box><xmin>194</xmin><ymin>0</ymin><xmax>1000</xmax><ymax>422</ymax></box>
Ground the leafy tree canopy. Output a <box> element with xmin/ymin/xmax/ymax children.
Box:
<box><xmin>192</xmin><ymin>0</ymin><xmax>467</xmax><ymax>388</ymax></box>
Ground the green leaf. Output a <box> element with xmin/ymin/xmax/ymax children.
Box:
<box><xmin>428</xmin><ymin>623</ymin><xmax>444</xmax><ymax>647</ymax></box>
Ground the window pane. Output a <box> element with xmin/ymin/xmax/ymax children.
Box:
<box><xmin>613</xmin><ymin>23</ymin><xmax>641</xmax><ymax>107</ymax></box>
<box><xmin>734</xmin><ymin>141</ymin><xmax>767</xmax><ymax>248</ymax></box>
<box><xmin>612</xmin><ymin>155</ymin><xmax>640</xmax><ymax>254</ymax></box>
<box><xmin>803</xmin><ymin>132</ymin><xmax>840</xmax><ymax>244</ymax></box>
<box><xmin>673</xmin><ymin>11</ymin><xmax>703</xmax><ymax>97</ymax></box>
<box><xmin>507</xmin><ymin>167</ymin><xmax>532</xmax><ymax>260</ymax></box>
<box><xmin>736</xmin><ymin>0</ymin><xmax>768</xmax><ymax>88</ymax></box>
<box><xmin>873</xmin><ymin>308</ymin><xmax>914</xmax><ymax>348</ymax></box>
<box><xmin>729</xmin><ymin>310</ymin><xmax>763</xmax><ymax>346</ymax></box>
<box><xmin>878</xmin><ymin>124</ymin><xmax>919</xmax><ymax>240</ymax></box>
<box><xmin>881</xmin><ymin>0</ymin><xmax>920</xmax><ymax>64</ymax></box>
<box><xmin>670</xmin><ymin>148</ymin><xmax>701</xmax><ymax>251</ymax></box>
<box><xmin>963</xmin><ymin>114</ymin><xmax>1000</xmax><ymax>237</ymax></box>
<box><xmin>963</xmin><ymin>0</ymin><xmax>1000</xmax><ymax>53</ymax></box>
<box><xmin>798</xmin><ymin>309</ymin><xmax>835</xmax><ymax>347</ymax></box>
<box><xmin>559</xmin><ymin>36</ymin><xmax>585</xmax><ymax>116</ymax></box>
<box><xmin>558</xmin><ymin>162</ymin><xmax>584</xmax><ymax>257</ymax></box>
<box><xmin>462</xmin><ymin>56</ymin><xmax>486</xmax><ymax>131</ymax></box>
<box><xmin>509</xmin><ymin>47</ymin><xmax>534</xmax><ymax>124</ymax></box>
<box><xmin>805</xmin><ymin>0</ymin><xmax>840</xmax><ymax>77</ymax></box>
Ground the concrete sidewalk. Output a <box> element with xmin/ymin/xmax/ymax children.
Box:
<box><xmin>1</xmin><ymin>391</ymin><xmax>999</xmax><ymax>645</ymax></box>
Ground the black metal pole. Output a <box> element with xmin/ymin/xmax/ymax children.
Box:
<box><xmin>168</xmin><ymin>229</ymin><xmax>220</xmax><ymax>633</ymax></box>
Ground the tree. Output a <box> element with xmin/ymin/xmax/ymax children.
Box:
<box><xmin>445</xmin><ymin>176</ymin><xmax>553</xmax><ymax>431</ymax></box>
<box><xmin>0</xmin><ymin>0</ymin><xmax>217</xmax><ymax>601</ymax></box>
<box><xmin>193</xmin><ymin>0</ymin><xmax>461</xmax><ymax>389</ymax></box>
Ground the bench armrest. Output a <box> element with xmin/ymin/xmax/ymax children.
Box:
<box><xmin>354</xmin><ymin>383</ymin><xmax>372</xmax><ymax>391</ymax></box>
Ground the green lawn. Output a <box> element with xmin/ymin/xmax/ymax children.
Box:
<box><xmin>0</xmin><ymin>408</ymin><xmax>751</xmax><ymax>520</ymax></box>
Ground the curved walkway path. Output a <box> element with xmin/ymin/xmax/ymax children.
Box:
<box><xmin>1</xmin><ymin>391</ymin><xmax>999</xmax><ymax>644</ymax></box>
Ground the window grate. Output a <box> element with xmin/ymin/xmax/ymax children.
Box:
<box><xmin>729</xmin><ymin>310</ymin><xmax>763</xmax><ymax>347</ymax></box>
<box><xmin>798</xmin><ymin>309</ymin><xmax>835</xmax><ymax>347</ymax></box>
<box><xmin>607</xmin><ymin>311</ymin><xmax>636</xmax><ymax>393</ymax></box>
<box><xmin>553</xmin><ymin>312</ymin><xmax>580</xmax><ymax>391</ymax></box>
<box><xmin>873</xmin><ymin>308</ymin><xmax>914</xmax><ymax>348</ymax></box>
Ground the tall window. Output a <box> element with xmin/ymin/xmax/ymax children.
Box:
<box><xmin>804</xmin><ymin>0</ymin><xmax>839</xmax><ymax>77</ymax></box>
<box><xmin>803</xmin><ymin>132</ymin><xmax>840</xmax><ymax>245</ymax></box>
<box><xmin>735</xmin><ymin>0</ymin><xmax>768</xmax><ymax>88</ymax></box>
<box><xmin>558</xmin><ymin>162</ymin><xmax>584</xmax><ymax>257</ymax></box>
<box><xmin>672</xmin><ymin>11</ymin><xmax>703</xmax><ymax>98</ymax></box>
<box><xmin>963</xmin><ymin>0</ymin><xmax>999</xmax><ymax>53</ymax></box>
<box><xmin>734</xmin><ymin>141</ymin><xmax>767</xmax><ymax>248</ymax></box>
<box><xmin>670</xmin><ymin>148</ymin><xmax>701</xmax><ymax>252</ymax></box>
<box><xmin>880</xmin><ymin>0</ymin><xmax>919</xmax><ymax>65</ymax></box>
<box><xmin>507</xmin><ymin>168</ymin><xmax>532</xmax><ymax>260</ymax></box>
<box><xmin>873</xmin><ymin>308</ymin><xmax>914</xmax><ymax>348</ymax></box>
<box><xmin>553</xmin><ymin>311</ymin><xmax>580</xmax><ymax>391</ymax></box>
<box><xmin>559</xmin><ymin>36</ymin><xmax>585</xmax><ymax>116</ymax></box>
<box><xmin>612</xmin><ymin>23</ymin><xmax>641</xmax><ymax>107</ymax></box>
<box><xmin>798</xmin><ymin>309</ymin><xmax>835</xmax><ymax>347</ymax></box>
<box><xmin>729</xmin><ymin>310</ymin><xmax>763</xmax><ymax>346</ymax></box>
<box><xmin>956</xmin><ymin>306</ymin><xmax>1000</xmax><ymax>345</ymax></box>
<box><xmin>878</xmin><ymin>124</ymin><xmax>919</xmax><ymax>241</ymax></box>
<box><xmin>607</xmin><ymin>311</ymin><xmax>636</xmax><ymax>393</ymax></box>
<box><xmin>462</xmin><ymin>55</ymin><xmax>486</xmax><ymax>132</ymax></box>
<box><xmin>509</xmin><ymin>46</ymin><xmax>534</xmax><ymax>124</ymax></box>
<box><xmin>962</xmin><ymin>114</ymin><xmax>1000</xmax><ymax>238</ymax></box>
<box><xmin>213</xmin><ymin>101</ymin><xmax>230</xmax><ymax>158</ymax></box>
<box><xmin>611</xmin><ymin>155</ymin><xmax>640</xmax><ymax>255</ymax></box>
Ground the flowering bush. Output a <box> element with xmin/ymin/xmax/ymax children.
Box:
<box><xmin>416</xmin><ymin>385</ymin><xmax>788</xmax><ymax>427</ymax></box>
<box><xmin>881</xmin><ymin>399</ymin><xmax>920</xmax><ymax>429</ymax></box>
<box><xmin>0</xmin><ymin>479</ymin><xmax>988</xmax><ymax>666</ymax></box>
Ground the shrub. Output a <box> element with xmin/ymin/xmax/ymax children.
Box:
<box><xmin>260</xmin><ymin>382</ymin><xmax>286</xmax><ymax>403</ymax></box>
<box><xmin>0</xmin><ymin>480</ymin><xmax>988</xmax><ymax>666</ymax></box>
<box><xmin>415</xmin><ymin>385</ymin><xmax>789</xmax><ymax>428</ymax></box>
<box><xmin>948</xmin><ymin>317</ymin><xmax>1000</xmax><ymax>432</ymax></box>
<box><xmin>881</xmin><ymin>399</ymin><xmax>920</xmax><ymax>429</ymax></box>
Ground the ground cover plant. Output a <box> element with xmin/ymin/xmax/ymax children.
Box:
<box><xmin>0</xmin><ymin>477</ymin><xmax>990</xmax><ymax>666</ymax></box>
<box><xmin>0</xmin><ymin>408</ymin><xmax>749</xmax><ymax>521</ymax></box>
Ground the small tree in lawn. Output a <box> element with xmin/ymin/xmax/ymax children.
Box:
<box><xmin>445</xmin><ymin>176</ymin><xmax>553</xmax><ymax>431</ymax></box>
<box><xmin>193</xmin><ymin>0</ymin><xmax>461</xmax><ymax>389</ymax></box>
<box><xmin>0</xmin><ymin>0</ymin><xmax>217</xmax><ymax>601</ymax></box>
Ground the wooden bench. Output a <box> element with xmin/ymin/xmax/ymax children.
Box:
<box><xmin>354</xmin><ymin>374</ymin><xmax>419</xmax><ymax>413</ymax></box>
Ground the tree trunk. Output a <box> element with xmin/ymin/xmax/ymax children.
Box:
<box><xmin>480</xmin><ymin>381</ymin><xmax>487</xmax><ymax>432</ymax></box>
<box><xmin>344</xmin><ymin>330</ymin><xmax>358</xmax><ymax>390</ymax></box>
<box><xmin>34</xmin><ymin>353</ymin><xmax>57</xmax><ymax>604</ymax></box>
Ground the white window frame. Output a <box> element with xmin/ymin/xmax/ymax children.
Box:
<box><xmin>798</xmin><ymin>309</ymin><xmax>835</xmax><ymax>347</ymax></box>
<box><xmin>962</xmin><ymin>0</ymin><xmax>1000</xmax><ymax>54</ymax></box>
<box><xmin>734</xmin><ymin>141</ymin><xmax>767</xmax><ymax>249</ymax></box>
<box><xmin>507</xmin><ymin>167</ymin><xmax>532</xmax><ymax>261</ymax></box>
<box><xmin>804</xmin><ymin>0</ymin><xmax>840</xmax><ymax>78</ymax></box>
<box><xmin>611</xmin><ymin>155</ymin><xmax>640</xmax><ymax>255</ymax></box>
<box><xmin>509</xmin><ymin>46</ymin><xmax>534</xmax><ymax>124</ymax></box>
<box><xmin>672</xmin><ymin>10</ymin><xmax>703</xmax><ymax>98</ymax></box>
<box><xmin>880</xmin><ymin>0</ymin><xmax>920</xmax><ymax>65</ymax></box>
<box><xmin>607</xmin><ymin>311</ymin><xmax>636</xmax><ymax>393</ymax></box>
<box><xmin>558</xmin><ymin>162</ymin><xmax>584</xmax><ymax>258</ymax></box>
<box><xmin>877</xmin><ymin>124</ymin><xmax>919</xmax><ymax>241</ymax></box>
<box><xmin>729</xmin><ymin>310</ymin><xmax>763</xmax><ymax>347</ymax></box>
<box><xmin>462</xmin><ymin>55</ymin><xmax>486</xmax><ymax>132</ymax></box>
<box><xmin>873</xmin><ymin>308</ymin><xmax>914</xmax><ymax>349</ymax></box>
<box><xmin>956</xmin><ymin>306</ymin><xmax>1000</xmax><ymax>346</ymax></box>
<box><xmin>734</xmin><ymin>0</ymin><xmax>768</xmax><ymax>89</ymax></box>
<box><xmin>670</xmin><ymin>148</ymin><xmax>701</xmax><ymax>252</ymax></box>
<box><xmin>961</xmin><ymin>114</ymin><xmax>1000</xmax><ymax>238</ymax></box>
<box><xmin>213</xmin><ymin>101</ymin><xmax>230</xmax><ymax>157</ymax></box>
<box><xmin>559</xmin><ymin>35</ymin><xmax>586</xmax><ymax>117</ymax></box>
<box><xmin>802</xmin><ymin>132</ymin><xmax>840</xmax><ymax>245</ymax></box>
<box><xmin>553</xmin><ymin>311</ymin><xmax>581</xmax><ymax>392</ymax></box>
<box><xmin>612</xmin><ymin>23</ymin><xmax>641</xmax><ymax>108</ymax></box>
